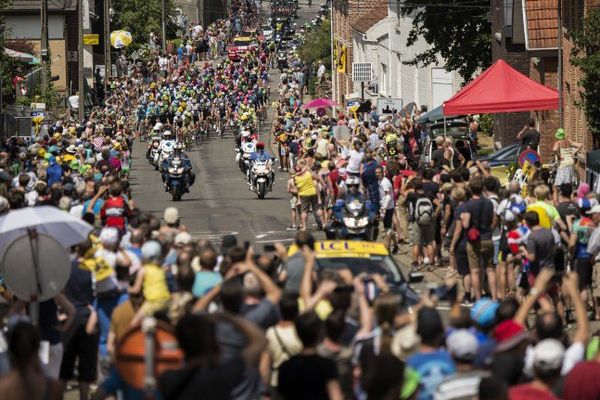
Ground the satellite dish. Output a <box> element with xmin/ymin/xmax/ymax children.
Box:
<box><xmin>2</xmin><ymin>231</ymin><xmax>70</xmax><ymax>302</ymax></box>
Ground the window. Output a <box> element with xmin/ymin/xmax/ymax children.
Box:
<box><xmin>563</xmin><ymin>0</ymin><xmax>585</xmax><ymax>33</ymax></box>
<box><xmin>381</xmin><ymin>63</ymin><xmax>388</xmax><ymax>94</ymax></box>
<box><xmin>503</xmin><ymin>0</ymin><xmax>514</xmax><ymax>26</ymax></box>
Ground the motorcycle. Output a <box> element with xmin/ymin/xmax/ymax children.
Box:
<box><xmin>250</xmin><ymin>160</ymin><xmax>273</xmax><ymax>199</ymax></box>
<box><xmin>236</xmin><ymin>141</ymin><xmax>256</xmax><ymax>175</ymax></box>
<box><xmin>277</xmin><ymin>51</ymin><xmax>288</xmax><ymax>72</ymax></box>
<box><xmin>165</xmin><ymin>157</ymin><xmax>186</xmax><ymax>201</ymax></box>
<box><xmin>325</xmin><ymin>196</ymin><xmax>376</xmax><ymax>241</ymax></box>
<box><xmin>158</xmin><ymin>147</ymin><xmax>174</xmax><ymax>172</ymax></box>
<box><xmin>148</xmin><ymin>140</ymin><xmax>160</xmax><ymax>165</ymax></box>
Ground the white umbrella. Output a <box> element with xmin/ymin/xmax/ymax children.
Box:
<box><xmin>0</xmin><ymin>206</ymin><xmax>93</xmax><ymax>259</ymax></box>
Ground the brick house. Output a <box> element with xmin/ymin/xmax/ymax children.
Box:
<box><xmin>1</xmin><ymin>0</ymin><xmax>79</xmax><ymax>94</ymax></box>
<box><xmin>331</xmin><ymin>0</ymin><xmax>386</xmax><ymax>105</ymax></box>
<box><xmin>491</xmin><ymin>0</ymin><xmax>560</xmax><ymax>161</ymax></box>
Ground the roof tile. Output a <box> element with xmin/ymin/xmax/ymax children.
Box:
<box><xmin>349</xmin><ymin>0</ymin><xmax>387</xmax><ymax>34</ymax></box>
<box><xmin>524</xmin><ymin>0</ymin><xmax>558</xmax><ymax>49</ymax></box>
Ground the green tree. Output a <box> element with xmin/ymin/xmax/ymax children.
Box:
<box><xmin>399</xmin><ymin>0</ymin><xmax>491</xmax><ymax>82</ymax></box>
<box><xmin>0</xmin><ymin>0</ymin><xmax>17</xmax><ymax>104</ymax></box>
<box><xmin>571</xmin><ymin>8</ymin><xmax>600</xmax><ymax>149</ymax></box>
<box><xmin>298</xmin><ymin>18</ymin><xmax>331</xmax><ymax>70</ymax></box>
<box><xmin>111</xmin><ymin>0</ymin><xmax>177</xmax><ymax>51</ymax></box>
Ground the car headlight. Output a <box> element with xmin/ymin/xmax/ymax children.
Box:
<box><xmin>356</xmin><ymin>217</ymin><xmax>369</xmax><ymax>227</ymax></box>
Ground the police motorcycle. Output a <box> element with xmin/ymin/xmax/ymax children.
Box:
<box><xmin>157</xmin><ymin>130</ymin><xmax>176</xmax><ymax>172</ymax></box>
<box><xmin>161</xmin><ymin>143</ymin><xmax>193</xmax><ymax>201</ymax></box>
<box><xmin>248</xmin><ymin>144</ymin><xmax>275</xmax><ymax>199</ymax></box>
<box><xmin>147</xmin><ymin>123</ymin><xmax>163</xmax><ymax>165</ymax></box>
<box><xmin>325</xmin><ymin>176</ymin><xmax>377</xmax><ymax>241</ymax></box>
<box><xmin>236</xmin><ymin>131</ymin><xmax>257</xmax><ymax>175</ymax></box>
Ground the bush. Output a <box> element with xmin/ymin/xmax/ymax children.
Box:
<box><xmin>478</xmin><ymin>114</ymin><xmax>494</xmax><ymax>136</ymax></box>
<box><xmin>478</xmin><ymin>148</ymin><xmax>494</xmax><ymax>157</ymax></box>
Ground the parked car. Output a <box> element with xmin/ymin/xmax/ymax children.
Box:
<box><xmin>421</xmin><ymin>132</ymin><xmax>478</xmax><ymax>166</ymax></box>
<box><xmin>478</xmin><ymin>143</ymin><xmax>520</xmax><ymax>167</ymax></box>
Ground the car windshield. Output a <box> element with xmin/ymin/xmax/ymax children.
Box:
<box><xmin>234</xmin><ymin>39</ymin><xmax>251</xmax><ymax>46</ymax></box>
<box><xmin>315</xmin><ymin>256</ymin><xmax>404</xmax><ymax>283</ymax></box>
<box><xmin>431</xmin><ymin>126</ymin><xmax>468</xmax><ymax>136</ymax></box>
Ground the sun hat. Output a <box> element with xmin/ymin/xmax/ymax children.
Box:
<box><xmin>447</xmin><ymin>329</ymin><xmax>479</xmax><ymax>361</ymax></box>
<box><xmin>533</xmin><ymin>339</ymin><xmax>565</xmax><ymax>371</ymax></box>
<box><xmin>471</xmin><ymin>298</ymin><xmax>499</xmax><ymax>328</ymax></box>
<box><xmin>493</xmin><ymin>320</ymin><xmax>530</xmax><ymax>352</ymax></box>
<box><xmin>141</xmin><ymin>240</ymin><xmax>162</xmax><ymax>261</ymax></box>
<box><xmin>99</xmin><ymin>227</ymin><xmax>120</xmax><ymax>246</ymax></box>
<box><xmin>587</xmin><ymin>205</ymin><xmax>600</xmax><ymax>215</ymax></box>
<box><xmin>174</xmin><ymin>232</ymin><xmax>192</xmax><ymax>246</ymax></box>
<box><xmin>164</xmin><ymin>207</ymin><xmax>179</xmax><ymax>225</ymax></box>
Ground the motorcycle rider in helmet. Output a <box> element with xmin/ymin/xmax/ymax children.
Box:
<box><xmin>328</xmin><ymin>176</ymin><xmax>376</xmax><ymax>238</ymax></box>
<box><xmin>147</xmin><ymin>123</ymin><xmax>163</xmax><ymax>159</ymax></box>
<box><xmin>162</xmin><ymin>142</ymin><xmax>195</xmax><ymax>193</ymax></box>
<box><xmin>248</xmin><ymin>142</ymin><xmax>275</xmax><ymax>191</ymax></box>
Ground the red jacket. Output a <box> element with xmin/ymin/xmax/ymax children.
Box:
<box><xmin>101</xmin><ymin>196</ymin><xmax>131</xmax><ymax>231</ymax></box>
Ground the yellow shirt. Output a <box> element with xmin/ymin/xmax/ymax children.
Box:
<box><xmin>295</xmin><ymin>171</ymin><xmax>317</xmax><ymax>197</ymax></box>
<box><xmin>527</xmin><ymin>201</ymin><xmax>560</xmax><ymax>229</ymax></box>
<box><xmin>143</xmin><ymin>262</ymin><xmax>171</xmax><ymax>303</ymax></box>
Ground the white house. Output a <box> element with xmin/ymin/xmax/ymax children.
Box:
<box><xmin>350</xmin><ymin>1</ymin><xmax>462</xmax><ymax>111</ymax></box>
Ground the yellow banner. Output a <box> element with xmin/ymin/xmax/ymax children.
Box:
<box><xmin>337</xmin><ymin>45</ymin><xmax>347</xmax><ymax>74</ymax></box>
<box><xmin>83</xmin><ymin>34</ymin><xmax>99</xmax><ymax>45</ymax></box>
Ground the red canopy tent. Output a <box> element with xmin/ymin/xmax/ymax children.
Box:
<box><xmin>443</xmin><ymin>59</ymin><xmax>559</xmax><ymax>115</ymax></box>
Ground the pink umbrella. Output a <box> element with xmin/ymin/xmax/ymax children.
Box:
<box><xmin>303</xmin><ymin>98</ymin><xmax>338</xmax><ymax>109</ymax></box>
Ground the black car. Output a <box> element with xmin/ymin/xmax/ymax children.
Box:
<box><xmin>478</xmin><ymin>143</ymin><xmax>520</xmax><ymax>167</ymax></box>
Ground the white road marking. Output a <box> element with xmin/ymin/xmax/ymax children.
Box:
<box><xmin>255</xmin><ymin>238</ymin><xmax>294</xmax><ymax>243</ymax></box>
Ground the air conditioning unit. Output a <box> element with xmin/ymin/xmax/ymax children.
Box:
<box><xmin>352</xmin><ymin>62</ymin><xmax>373</xmax><ymax>83</ymax></box>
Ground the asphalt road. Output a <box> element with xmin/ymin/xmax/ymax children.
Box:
<box><xmin>129</xmin><ymin>2</ymin><xmax>324</xmax><ymax>247</ymax></box>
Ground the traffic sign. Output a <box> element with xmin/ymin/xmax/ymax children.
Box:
<box><xmin>83</xmin><ymin>34</ymin><xmax>100</xmax><ymax>45</ymax></box>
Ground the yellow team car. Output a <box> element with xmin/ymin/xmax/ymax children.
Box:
<box><xmin>288</xmin><ymin>241</ymin><xmax>421</xmax><ymax>305</ymax></box>
<box><xmin>227</xmin><ymin>36</ymin><xmax>253</xmax><ymax>61</ymax></box>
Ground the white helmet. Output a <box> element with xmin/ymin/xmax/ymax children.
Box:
<box><xmin>153</xmin><ymin>122</ymin><xmax>164</xmax><ymax>131</ymax></box>
<box><xmin>163</xmin><ymin>130</ymin><xmax>172</xmax><ymax>137</ymax></box>
<box><xmin>346</xmin><ymin>176</ymin><xmax>360</xmax><ymax>187</ymax></box>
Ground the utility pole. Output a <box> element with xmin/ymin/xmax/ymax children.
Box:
<box><xmin>78</xmin><ymin>0</ymin><xmax>85</xmax><ymax>120</ymax></box>
<box><xmin>40</xmin><ymin>0</ymin><xmax>48</xmax><ymax>96</ymax></box>
<box><xmin>104</xmin><ymin>0</ymin><xmax>111</xmax><ymax>93</ymax></box>
<box><xmin>557</xmin><ymin>0</ymin><xmax>563</xmax><ymax>128</ymax></box>
<box><xmin>161</xmin><ymin>0</ymin><xmax>166</xmax><ymax>51</ymax></box>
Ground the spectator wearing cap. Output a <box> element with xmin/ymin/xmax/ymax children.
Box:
<box><xmin>128</xmin><ymin>240</ymin><xmax>171</xmax><ymax>327</ymax></box>
<box><xmin>470</xmin><ymin>298</ymin><xmax>500</xmax><ymax>367</ymax></box>
<box><xmin>406</xmin><ymin>307</ymin><xmax>456</xmax><ymax>400</ymax></box>
<box><xmin>508</xmin><ymin>339</ymin><xmax>564</xmax><ymax>400</ymax></box>
<box><xmin>435</xmin><ymin>329</ymin><xmax>490</xmax><ymax>400</ymax></box>
<box><xmin>163</xmin><ymin>207</ymin><xmax>180</xmax><ymax>231</ymax></box>
<box><xmin>491</xmin><ymin>319</ymin><xmax>530</xmax><ymax>386</ymax></box>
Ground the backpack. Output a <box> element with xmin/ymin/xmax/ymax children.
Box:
<box><xmin>415</xmin><ymin>197</ymin><xmax>434</xmax><ymax>225</ymax></box>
